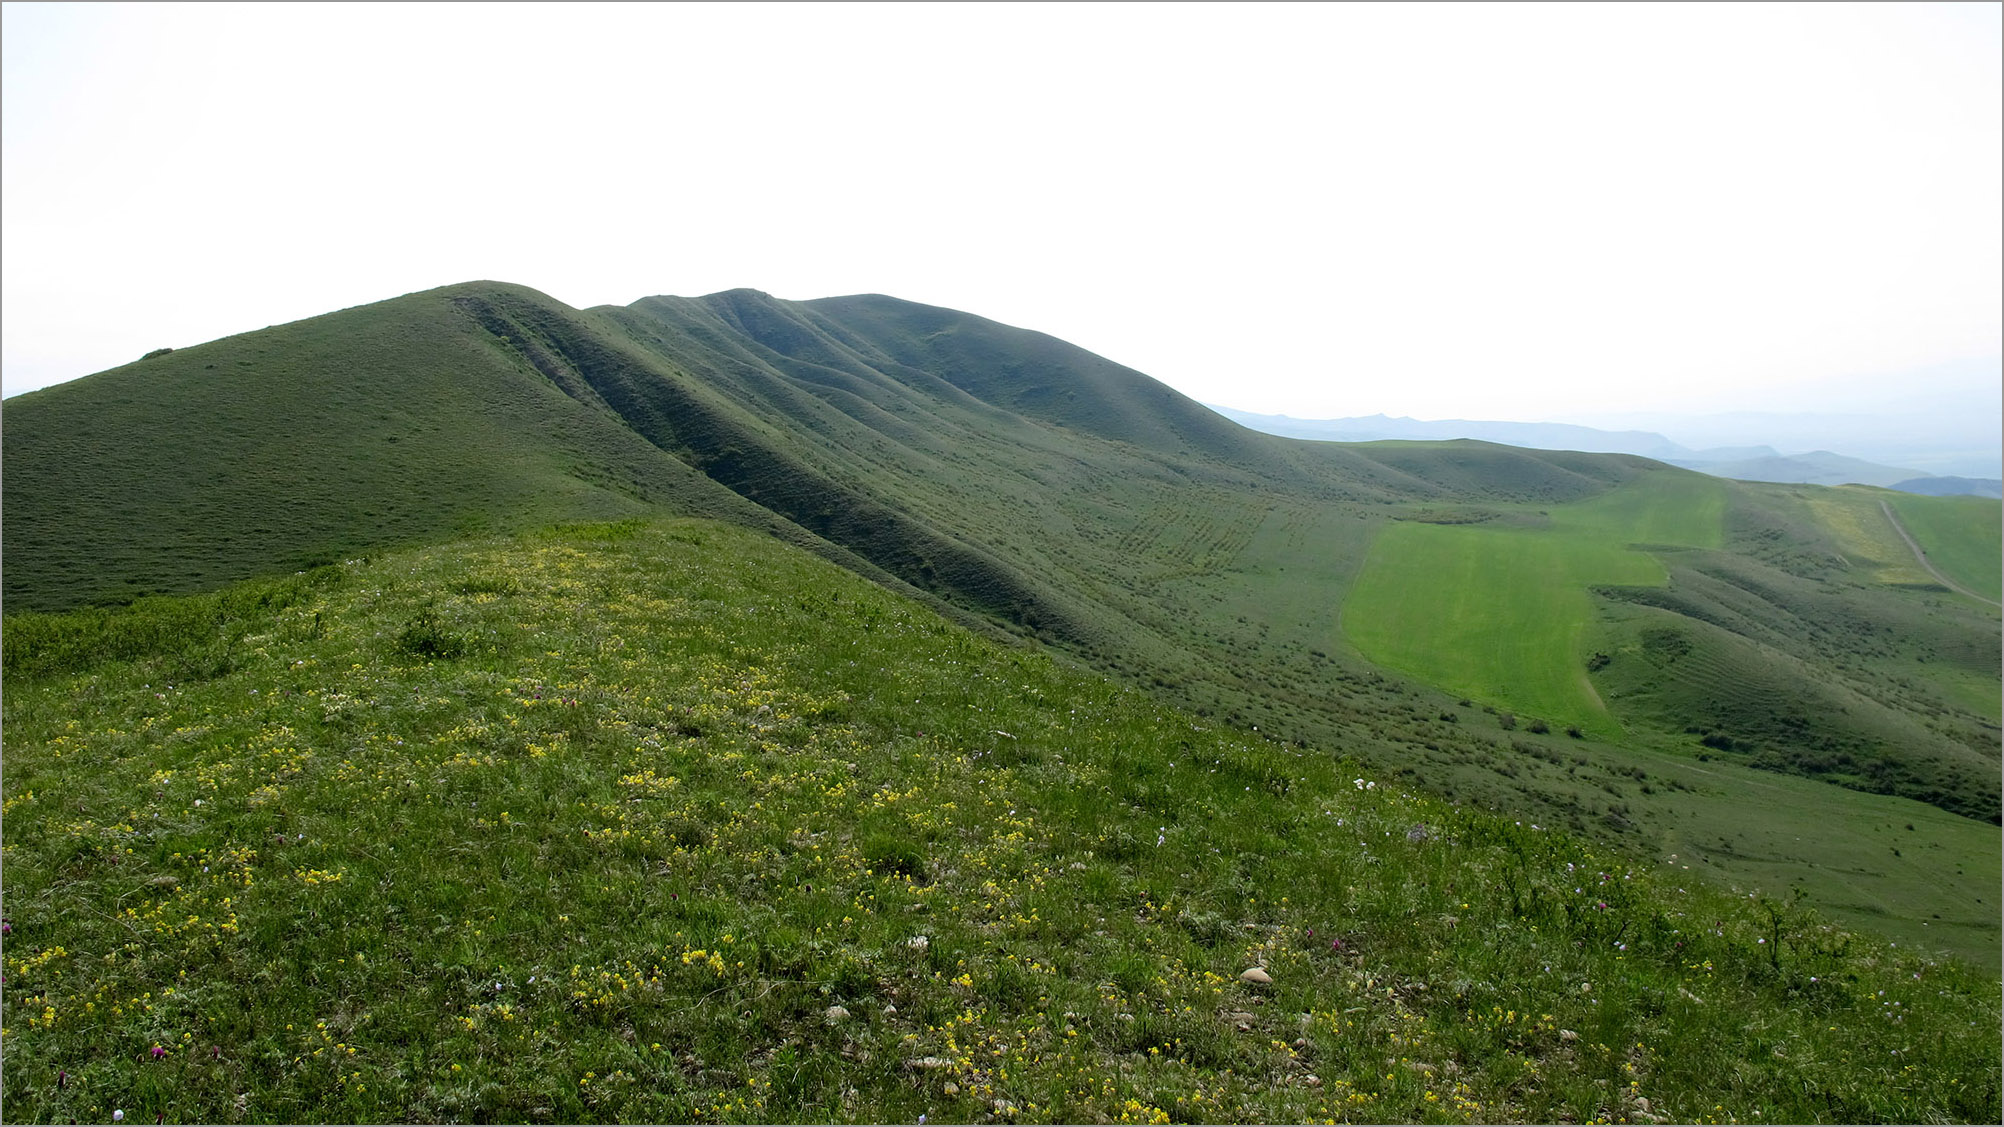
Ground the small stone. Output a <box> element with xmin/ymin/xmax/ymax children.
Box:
<box><xmin>907</xmin><ymin>1056</ymin><xmax>951</xmax><ymax>1070</ymax></box>
<box><xmin>1223</xmin><ymin>1010</ymin><xmax>1256</xmax><ymax>1023</ymax></box>
<box><xmin>1291</xmin><ymin>1037</ymin><xmax>1310</xmax><ymax>1048</ymax></box>
<box><xmin>1240</xmin><ymin>967</ymin><xmax>1273</xmax><ymax>984</ymax></box>
<box><xmin>882</xmin><ymin>1004</ymin><xmax>898</xmax><ymax>1016</ymax></box>
<box><xmin>944</xmin><ymin>1082</ymin><xmax>960</xmax><ymax>1096</ymax></box>
<box><xmin>824</xmin><ymin>1005</ymin><xmax>851</xmax><ymax>1022</ymax></box>
<box><xmin>1304</xmin><ymin>1074</ymin><xmax>1323</xmax><ymax>1088</ymax></box>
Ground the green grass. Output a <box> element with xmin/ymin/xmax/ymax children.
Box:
<box><xmin>3</xmin><ymin>519</ymin><xmax>1997</xmax><ymax>1124</ymax></box>
<box><xmin>1341</xmin><ymin>471</ymin><xmax>1725</xmax><ymax>735</ymax></box>
<box><xmin>1800</xmin><ymin>489</ymin><xmax>1937</xmax><ymax>588</ymax></box>
<box><xmin>0</xmin><ymin>284</ymin><xmax>768</xmax><ymax>612</ymax></box>
<box><xmin>1549</xmin><ymin>470</ymin><xmax>1726</xmax><ymax>548</ymax></box>
<box><xmin>1344</xmin><ymin>521</ymin><xmax>1660</xmax><ymax>732</ymax></box>
<box><xmin>1883</xmin><ymin>492</ymin><xmax>2004</xmax><ymax>603</ymax></box>
<box><xmin>5</xmin><ymin>279</ymin><xmax>1997</xmax><ymax>975</ymax></box>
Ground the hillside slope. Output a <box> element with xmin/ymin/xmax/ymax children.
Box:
<box><xmin>4</xmin><ymin>281</ymin><xmax>1997</xmax><ymax>964</ymax></box>
<box><xmin>2</xmin><ymin>520</ymin><xmax>1995</xmax><ymax>1123</ymax></box>
<box><xmin>0</xmin><ymin>284</ymin><xmax>752</xmax><ymax>609</ymax></box>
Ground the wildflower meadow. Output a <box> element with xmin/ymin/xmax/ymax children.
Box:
<box><xmin>2</xmin><ymin>519</ymin><xmax>1996</xmax><ymax>1123</ymax></box>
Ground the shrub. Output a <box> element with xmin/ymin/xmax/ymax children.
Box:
<box><xmin>394</xmin><ymin>608</ymin><xmax>468</xmax><ymax>660</ymax></box>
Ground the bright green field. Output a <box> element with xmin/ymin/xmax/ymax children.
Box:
<box><xmin>1343</xmin><ymin>472</ymin><xmax>1726</xmax><ymax>734</ymax></box>
<box><xmin>1884</xmin><ymin>492</ymin><xmax>2004</xmax><ymax>604</ymax></box>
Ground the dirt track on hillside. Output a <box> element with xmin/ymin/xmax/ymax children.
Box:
<box><xmin>1879</xmin><ymin>500</ymin><xmax>2000</xmax><ymax>607</ymax></box>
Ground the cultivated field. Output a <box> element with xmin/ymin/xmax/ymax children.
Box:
<box><xmin>1341</xmin><ymin>471</ymin><xmax>1724</xmax><ymax>734</ymax></box>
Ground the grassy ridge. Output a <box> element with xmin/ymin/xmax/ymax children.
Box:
<box><xmin>0</xmin><ymin>284</ymin><xmax>758</xmax><ymax>611</ymax></box>
<box><xmin>3</xmin><ymin>520</ymin><xmax>1996</xmax><ymax>1124</ymax></box>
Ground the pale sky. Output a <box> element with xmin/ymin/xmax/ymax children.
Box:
<box><xmin>4</xmin><ymin>2</ymin><xmax>2000</xmax><ymax>426</ymax></box>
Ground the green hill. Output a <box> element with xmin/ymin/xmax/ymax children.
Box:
<box><xmin>2</xmin><ymin>520</ymin><xmax>1995</xmax><ymax>1123</ymax></box>
<box><xmin>0</xmin><ymin>284</ymin><xmax>827</xmax><ymax>607</ymax></box>
<box><xmin>4</xmin><ymin>281</ymin><xmax>1998</xmax><ymax>969</ymax></box>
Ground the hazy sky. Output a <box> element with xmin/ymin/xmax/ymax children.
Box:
<box><xmin>5</xmin><ymin>2</ymin><xmax>2000</xmax><ymax>425</ymax></box>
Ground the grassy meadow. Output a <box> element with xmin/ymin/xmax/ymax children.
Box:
<box><xmin>2</xmin><ymin>519</ymin><xmax>1997</xmax><ymax>1124</ymax></box>
<box><xmin>1341</xmin><ymin>472</ymin><xmax>1725</xmax><ymax>735</ymax></box>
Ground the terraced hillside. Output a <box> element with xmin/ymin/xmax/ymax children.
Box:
<box><xmin>5</xmin><ymin>281</ymin><xmax>1997</xmax><ymax>964</ymax></box>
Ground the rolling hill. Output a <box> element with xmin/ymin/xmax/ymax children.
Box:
<box><xmin>5</xmin><ymin>281</ymin><xmax>1998</xmax><ymax>968</ymax></box>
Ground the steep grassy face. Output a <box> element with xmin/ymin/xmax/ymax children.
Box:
<box><xmin>3</xmin><ymin>521</ymin><xmax>1996</xmax><ymax>1124</ymax></box>
<box><xmin>791</xmin><ymin>293</ymin><xmax>1317</xmax><ymax>472</ymax></box>
<box><xmin>4</xmin><ymin>280</ymin><xmax>1997</xmax><ymax>966</ymax></box>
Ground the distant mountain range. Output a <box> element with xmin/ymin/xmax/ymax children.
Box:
<box><xmin>1211</xmin><ymin>408</ymin><xmax>2004</xmax><ymax>498</ymax></box>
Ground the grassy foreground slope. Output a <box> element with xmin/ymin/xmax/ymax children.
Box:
<box><xmin>3</xmin><ymin>520</ymin><xmax>1997</xmax><ymax>1124</ymax></box>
